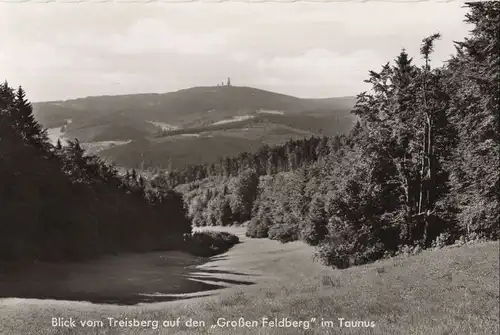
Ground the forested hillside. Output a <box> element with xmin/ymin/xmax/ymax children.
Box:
<box><xmin>168</xmin><ymin>2</ymin><xmax>499</xmax><ymax>268</ymax></box>
<box><xmin>1</xmin><ymin>2</ymin><xmax>497</xmax><ymax>270</ymax></box>
<box><xmin>0</xmin><ymin>84</ymin><xmax>192</xmax><ymax>262</ymax></box>
<box><xmin>33</xmin><ymin>86</ymin><xmax>356</xmax><ymax>170</ymax></box>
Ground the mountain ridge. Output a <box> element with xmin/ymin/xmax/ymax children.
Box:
<box><xmin>33</xmin><ymin>85</ymin><xmax>357</xmax><ymax>169</ymax></box>
<box><xmin>33</xmin><ymin>86</ymin><xmax>355</xmax><ymax>104</ymax></box>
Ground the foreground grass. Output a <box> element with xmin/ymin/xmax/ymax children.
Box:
<box><xmin>0</xmin><ymin>227</ymin><xmax>498</xmax><ymax>335</ymax></box>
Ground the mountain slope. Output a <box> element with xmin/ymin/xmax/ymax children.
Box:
<box><xmin>33</xmin><ymin>86</ymin><xmax>357</xmax><ymax>169</ymax></box>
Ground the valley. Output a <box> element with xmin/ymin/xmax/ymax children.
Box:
<box><xmin>1</xmin><ymin>2</ymin><xmax>498</xmax><ymax>335</ymax></box>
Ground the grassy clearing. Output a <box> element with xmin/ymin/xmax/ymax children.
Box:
<box><xmin>0</xmin><ymin>227</ymin><xmax>498</xmax><ymax>335</ymax></box>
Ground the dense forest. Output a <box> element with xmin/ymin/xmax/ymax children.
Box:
<box><xmin>165</xmin><ymin>2</ymin><xmax>499</xmax><ymax>268</ymax></box>
<box><xmin>1</xmin><ymin>2</ymin><xmax>497</xmax><ymax>269</ymax></box>
<box><xmin>0</xmin><ymin>84</ymin><xmax>192</xmax><ymax>262</ymax></box>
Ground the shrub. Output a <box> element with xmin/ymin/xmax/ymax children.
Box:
<box><xmin>394</xmin><ymin>243</ymin><xmax>423</xmax><ymax>257</ymax></box>
<box><xmin>300</xmin><ymin>224</ymin><xmax>327</xmax><ymax>246</ymax></box>
<box><xmin>246</xmin><ymin>217</ymin><xmax>271</xmax><ymax>238</ymax></box>
<box><xmin>431</xmin><ymin>232</ymin><xmax>453</xmax><ymax>249</ymax></box>
<box><xmin>185</xmin><ymin>231</ymin><xmax>239</xmax><ymax>257</ymax></box>
<box><xmin>315</xmin><ymin>238</ymin><xmax>385</xmax><ymax>269</ymax></box>
<box><xmin>314</xmin><ymin>219</ymin><xmax>385</xmax><ymax>269</ymax></box>
<box><xmin>268</xmin><ymin>224</ymin><xmax>299</xmax><ymax>243</ymax></box>
<box><xmin>302</xmin><ymin>195</ymin><xmax>328</xmax><ymax>246</ymax></box>
<box><xmin>454</xmin><ymin>231</ymin><xmax>489</xmax><ymax>246</ymax></box>
<box><xmin>216</xmin><ymin>231</ymin><xmax>240</xmax><ymax>245</ymax></box>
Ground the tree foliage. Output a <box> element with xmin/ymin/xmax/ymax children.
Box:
<box><xmin>177</xmin><ymin>2</ymin><xmax>499</xmax><ymax>268</ymax></box>
<box><xmin>0</xmin><ymin>83</ymin><xmax>191</xmax><ymax>262</ymax></box>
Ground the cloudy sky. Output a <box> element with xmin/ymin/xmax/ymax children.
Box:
<box><xmin>1</xmin><ymin>1</ymin><xmax>471</xmax><ymax>102</ymax></box>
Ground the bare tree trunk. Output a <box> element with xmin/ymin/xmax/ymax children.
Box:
<box><xmin>422</xmin><ymin>112</ymin><xmax>433</xmax><ymax>244</ymax></box>
<box><xmin>396</xmin><ymin>158</ymin><xmax>413</xmax><ymax>242</ymax></box>
<box><xmin>421</xmin><ymin>73</ymin><xmax>435</xmax><ymax>245</ymax></box>
<box><xmin>418</xmin><ymin>121</ymin><xmax>427</xmax><ymax>216</ymax></box>
<box><xmin>419</xmin><ymin>65</ymin><xmax>434</xmax><ymax>245</ymax></box>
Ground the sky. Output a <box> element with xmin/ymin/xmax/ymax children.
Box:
<box><xmin>0</xmin><ymin>1</ymin><xmax>472</xmax><ymax>102</ymax></box>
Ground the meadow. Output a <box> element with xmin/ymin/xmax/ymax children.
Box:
<box><xmin>0</xmin><ymin>226</ymin><xmax>497</xmax><ymax>335</ymax></box>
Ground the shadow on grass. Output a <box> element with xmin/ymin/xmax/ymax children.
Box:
<box><xmin>188</xmin><ymin>275</ymin><xmax>255</xmax><ymax>286</ymax></box>
<box><xmin>0</xmin><ymin>250</ymin><xmax>256</xmax><ymax>306</ymax></box>
<box><xmin>191</xmin><ymin>268</ymin><xmax>259</xmax><ymax>277</ymax></box>
<box><xmin>208</xmin><ymin>255</ymin><xmax>230</xmax><ymax>262</ymax></box>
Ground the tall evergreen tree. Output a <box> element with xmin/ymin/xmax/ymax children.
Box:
<box><xmin>303</xmin><ymin>195</ymin><xmax>328</xmax><ymax>246</ymax></box>
<box><xmin>445</xmin><ymin>1</ymin><xmax>500</xmax><ymax>238</ymax></box>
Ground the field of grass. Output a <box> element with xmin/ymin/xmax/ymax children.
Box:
<box><xmin>0</xmin><ymin>226</ymin><xmax>498</xmax><ymax>335</ymax></box>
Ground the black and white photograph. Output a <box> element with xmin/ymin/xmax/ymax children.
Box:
<box><xmin>0</xmin><ymin>0</ymin><xmax>498</xmax><ymax>334</ymax></box>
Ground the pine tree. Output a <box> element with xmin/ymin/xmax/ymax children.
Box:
<box><xmin>417</xmin><ymin>33</ymin><xmax>442</xmax><ymax>244</ymax></box>
<box><xmin>232</xmin><ymin>169</ymin><xmax>259</xmax><ymax>222</ymax></box>
<box><xmin>14</xmin><ymin>86</ymin><xmax>47</xmax><ymax>147</ymax></box>
<box><xmin>266</xmin><ymin>149</ymin><xmax>277</xmax><ymax>175</ymax></box>
<box><xmin>315</xmin><ymin>136</ymin><xmax>329</xmax><ymax>160</ymax></box>
<box><xmin>219</xmin><ymin>197</ymin><xmax>233</xmax><ymax>226</ymax></box>
<box><xmin>445</xmin><ymin>1</ymin><xmax>500</xmax><ymax>238</ymax></box>
<box><xmin>1</xmin><ymin>81</ymin><xmax>193</xmax><ymax>262</ymax></box>
<box><xmin>222</xmin><ymin>157</ymin><xmax>232</xmax><ymax>178</ymax></box>
<box><xmin>304</xmin><ymin>195</ymin><xmax>328</xmax><ymax>246</ymax></box>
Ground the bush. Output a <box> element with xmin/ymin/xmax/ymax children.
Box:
<box><xmin>216</xmin><ymin>231</ymin><xmax>240</xmax><ymax>245</ymax></box>
<box><xmin>246</xmin><ymin>217</ymin><xmax>271</xmax><ymax>238</ymax></box>
<box><xmin>454</xmin><ymin>231</ymin><xmax>489</xmax><ymax>247</ymax></box>
<box><xmin>393</xmin><ymin>243</ymin><xmax>423</xmax><ymax>257</ymax></box>
<box><xmin>431</xmin><ymin>232</ymin><xmax>453</xmax><ymax>249</ymax></box>
<box><xmin>300</xmin><ymin>224</ymin><xmax>326</xmax><ymax>246</ymax></box>
<box><xmin>315</xmin><ymin>239</ymin><xmax>385</xmax><ymax>269</ymax></box>
<box><xmin>268</xmin><ymin>224</ymin><xmax>299</xmax><ymax>243</ymax></box>
<box><xmin>185</xmin><ymin>231</ymin><xmax>239</xmax><ymax>257</ymax></box>
<box><xmin>314</xmin><ymin>219</ymin><xmax>386</xmax><ymax>269</ymax></box>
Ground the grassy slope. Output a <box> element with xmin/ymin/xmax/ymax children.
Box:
<box><xmin>0</xmin><ymin>227</ymin><xmax>498</xmax><ymax>335</ymax></box>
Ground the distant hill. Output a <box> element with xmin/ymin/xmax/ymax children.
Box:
<box><xmin>33</xmin><ymin>86</ymin><xmax>357</xmax><ymax>169</ymax></box>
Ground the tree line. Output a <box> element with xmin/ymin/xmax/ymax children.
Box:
<box><xmin>169</xmin><ymin>2</ymin><xmax>499</xmax><ymax>268</ymax></box>
<box><xmin>154</xmin><ymin>135</ymin><xmax>337</xmax><ymax>188</ymax></box>
<box><xmin>0</xmin><ymin>84</ymin><xmax>192</xmax><ymax>262</ymax></box>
